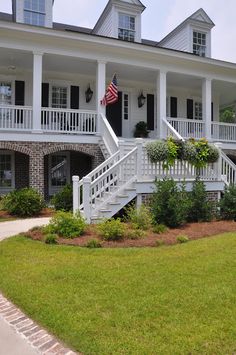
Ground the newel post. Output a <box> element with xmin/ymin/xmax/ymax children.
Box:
<box><xmin>215</xmin><ymin>142</ymin><xmax>222</xmax><ymax>180</ymax></box>
<box><xmin>136</xmin><ymin>138</ymin><xmax>143</xmax><ymax>181</ymax></box>
<box><xmin>83</xmin><ymin>176</ymin><xmax>91</xmax><ymax>223</ymax></box>
<box><xmin>72</xmin><ymin>176</ymin><xmax>80</xmax><ymax>215</ymax></box>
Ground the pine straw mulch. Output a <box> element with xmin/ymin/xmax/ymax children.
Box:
<box><xmin>0</xmin><ymin>208</ymin><xmax>55</xmax><ymax>221</ymax></box>
<box><xmin>24</xmin><ymin>220</ymin><xmax>236</xmax><ymax>248</ymax></box>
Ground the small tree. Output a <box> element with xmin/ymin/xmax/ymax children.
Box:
<box><xmin>151</xmin><ymin>178</ymin><xmax>190</xmax><ymax>228</ymax></box>
<box><xmin>187</xmin><ymin>179</ymin><xmax>213</xmax><ymax>222</ymax></box>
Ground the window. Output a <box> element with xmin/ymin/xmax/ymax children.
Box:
<box><xmin>118</xmin><ymin>14</ymin><xmax>135</xmax><ymax>42</ymax></box>
<box><xmin>193</xmin><ymin>31</ymin><xmax>206</xmax><ymax>57</ymax></box>
<box><xmin>51</xmin><ymin>86</ymin><xmax>67</xmax><ymax>108</ymax></box>
<box><xmin>195</xmin><ymin>102</ymin><xmax>202</xmax><ymax>120</ymax></box>
<box><xmin>24</xmin><ymin>0</ymin><xmax>45</xmax><ymax>26</ymax></box>
<box><xmin>0</xmin><ymin>154</ymin><xmax>13</xmax><ymax>188</ymax></box>
<box><xmin>50</xmin><ymin>154</ymin><xmax>68</xmax><ymax>188</ymax></box>
<box><xmin>123</xmin><ymin>94</ymin><xmax>129</xmax><ymax>120</ymax></box>
<box><xmin>0</xmin><ymin>82</ymin><xmax>12</xmax><ymax>105</ymax></box>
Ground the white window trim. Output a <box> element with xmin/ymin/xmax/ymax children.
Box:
<box><xmin>0</xmin><ymin>151</ymin><xmax>15</xmax><ymax>194</ymax></box>
<box><xmin>122</xmin><ymin>92</ymin><xmax>130</xmax><ymax>137</ymax></box>
<box><xmin>118</xmin><ymin>12</ymin><xmax>136</xmax><ymax>42</ymax></box>
<box><xmin>192</xmin><ymin>30</ymin><xmax>207</xmax><ymax>57</ymax></box>
<box><xmin>49</xmin><ymin>82</ymin><xmax>70</xmax><ymax>109</ymax></box>
<box><xmin>48</xmin><ymin>151</ymin><xmax>70</xmax><ymax>196</ymax></box>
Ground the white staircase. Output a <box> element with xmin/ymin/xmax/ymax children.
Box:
<box><xmin>73</xmin><ymin>115</ymin><xmax>236</xmax><ymax>223</ymax></box>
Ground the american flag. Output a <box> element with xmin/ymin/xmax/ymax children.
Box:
<box><xmin>101</xmin><ymin>74</ymin><xmax>118</xmax><ymax>106</ymax></box>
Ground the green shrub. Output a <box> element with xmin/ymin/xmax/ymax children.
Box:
<box><xmin>86</xmin><ymin>239</ymin><xmax>102</xmax><ymax>248</ymax></box>
<box><xmin>176</xmin><ymin>235</ymin><xmax>189</xmax><ymax>243</ymax></box>
<box><xmin>124</xmin><ymin>203</ymin><xmax>152</xmax><ymax>230</ymax></box>
<box><xmin>51</xmin><ymin>184</ymin><xmax>73</xmax><ymax>211</ymax></box>
<box><xmin>155</xmin><ymin>239</ymin><xmax>165</xmax><ymax>247</ymax></box>
<box><xmin>152</xmin><ymin>224</ymin><xmax>168</xmax><ymax>234</ymax></box>
<box><xmin>146</xmin><ymin>140</ymin><xmax>168</xmax><ymax>163</ymax></box>
<box><xmin>133</xmin><ymin>121</ymin><xmax>149</xmax><ymax>138</ymax></box>
<box><xmin>47</xmin><ymin>211</ymin><xmax>86</xmax><ymax>238</ymax></box>
<box><xmin>151</xmin><ymin>178</ymin><xmax>190</xmax><ymax>228</ymax></box>
<box><xmin>187</xmin><ymin>179</ymin><xmax>213</xmax><ymax>222</ymax></box>
<box><xmin>2</xmin><ymin>188</ymin><xmax>44</xmax><ymax>217</ymax></box>
<box><xmin>219</xmin><ymin>185</ymin><xmax>236</xmax><ymax>220</ymax></box>
<box><xmin>125</xmin><ymin>229</ymin><xmax>146</xmax><ymax>240</ymax></box>
<box><xmin>97</xmin><ymin>218</ymin><xmax>125</xmax><ymax>241</ymax></box>
<box><xmin>44</xmin><ymin>234</ymin><xmax>58</xmax><ymax>244</ymax></box>
<box><xmin>207</xmin><ymin>144</ymin><xmax>220</xmax><ymax>163</ymax></box>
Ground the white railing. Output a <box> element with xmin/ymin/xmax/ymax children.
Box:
<box><xmin>167</xmin><ymin>117</ymin><xmax>205</xmax><ymax>139</ymax></box>
<box><xmin>162</xmin><ymin>117</ymin><xmax>184</xmax><ymax>140</ymax></box>
<box><xmin>100</xmin><ymin>113</ymin><xmax>119</xmax><ymax>155</ymax></box>
<box><xmin>212</xmin><ymin>122</ymin><xmax>236</xmax><ymax>142</ymax></box>
<box><xmin>0</xmin><ymin>105</ymin><xmax>32</xmax><ymax>130</ymax></box>
<box><xmin>142</xmin><ymin>144</ymin><xmax>219</xmax><ymax>181</ymax></box>
<box><xmin>220</xmin><ymin>151</ymin><xmax>236</xmax><ymax>185</ymax></box>
<box><xmin>74</xmin><ymin>146</ymin><xmax>138</xmax><ymax>222</ymax></box>
<box><xmin>41</xmin><ymin>108</ymin><xmax>97</xmax><ymax>134</ymax></box>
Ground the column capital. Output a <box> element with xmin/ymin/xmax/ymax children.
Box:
<box><xmin>97</xmin><ymin>60</ymin><xmax>107</xmax><ymax>65</ymax></box>
<box><xmin>33</xmin><ymin>51</ymin><xmax>44</xmax><ymax>56</ymax></box>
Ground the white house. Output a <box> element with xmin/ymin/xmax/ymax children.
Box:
<box><xmin>0</xmin><ymin>0</ymin><xmax>236</xmax><ymax>221</ymax></box>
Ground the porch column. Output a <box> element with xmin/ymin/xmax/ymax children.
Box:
<box><xmin>156</xmin><ymin>70</ymin><xmax>167</xmax><ymax>139</ymax></box>
<box><xmin>29</xmin><ymin>153</ymin><xmax>44</xmax><ymax>196</ymax></box>
<box><xmin>96</xmin><ymin>61</ymin><xmax>106</xmax><ymax>134</ymax></box>
<box><xmin>202</xmin><ymin>78</ymin><xmax>212</xmax><ymax>140</ymax></box>
<box><xmin>32</xmin><ymin>52</ymin><xmax>43</xmax><ymax>132</ymax></box>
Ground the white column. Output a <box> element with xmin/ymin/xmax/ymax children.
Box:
<box><xmin>202</xmin><ymin>78</ymin><xmax>212</xmax><ymax>140</ymax></box>
<box><xmin>32</xmin><ymin>52</ymin><xmax>43</xmax><ymax>132</ymax></box>
<box><xmin>72</xmin><ymin>175</ymin><xmax>80</xmax><ymax>215</ymax></box>
<box><xmin>156</xmin><ymin>70</ymin><xmax>167</xmax><ymax>139</ymax></box>
<box><xmin>96</xmin><ymin>61</ymin><xmax>106</xmax><ymax>116</ymax></box>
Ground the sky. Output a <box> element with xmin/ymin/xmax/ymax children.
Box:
<box><xmin>0</xmin><ymin>0</ymin><xmax>236</xmax><ymax>63</ymax></box>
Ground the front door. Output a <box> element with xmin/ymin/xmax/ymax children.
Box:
<box><xmin>106</xmin><ymin>91</ymin><xmax>122</xmax><ymax>136</ymax></box>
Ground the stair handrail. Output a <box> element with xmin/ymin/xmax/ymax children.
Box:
<box><xmin>220</xmin><ymin>150</ymin><xmax>236</xmax><ymax>186</ymax></box>
<box><xmin>100</xmin><ymin>113</ymin><xmax>119</xmax><ymax>156</ymax></box>
<box><xmin>162</xmin><ymin>117</ymin><xmax>184</xmax><ymax>141</ymax></box>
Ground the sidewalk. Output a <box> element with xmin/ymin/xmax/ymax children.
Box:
<box><xmin>0</xmin><ymin>217</ymin><xmax>51</xmax><ymax>241</ymax></box>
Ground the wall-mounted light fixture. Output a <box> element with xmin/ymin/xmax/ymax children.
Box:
<box><xmin>85</xmin><ymin>84</ymin><xmax>93</xmax><ymax>103</ymax></box>
<box><xmin>138</xmin><ymin>91</ymin><xmax>146</xmax><ymax>108</ymax></box>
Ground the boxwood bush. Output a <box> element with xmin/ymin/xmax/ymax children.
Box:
<box><xmin>2</xmin><ymin>188</ymin><xmax>44</xmax><ymax>217</ymax></box>
<box><xmin>51</xmin><ymin>184</ymin><xmax>73</xmax><ymax>211</ymax></box>
<box><xmin>46</xmin><ymin>211</ymin><xmax>86</xmax><ymax>238</ymax></box>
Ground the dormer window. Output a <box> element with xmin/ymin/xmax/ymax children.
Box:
<box><xmin>24</xmin><ymin>0</ymin><xmax>46</xmax><ymax>26</ymax></box>
<box><xmin>118</xmin><ymin>14</ymin><xmax>135</xmax><ymax>42</ymax></box>
<box><xmin>193</xmin><ymin>31</ymin><xmax>206</xmax><ymax>57</ymax></box>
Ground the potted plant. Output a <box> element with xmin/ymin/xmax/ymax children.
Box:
<box><xmin>133</xmin><ymin>121</ymin><xmax>149</xmax><ymax>138</ymax></box>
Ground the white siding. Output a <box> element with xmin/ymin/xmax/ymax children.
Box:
<box><xmin>95</xmin><ymin>8</ymin><xmax>114</xmax><ymax>37</ymax></box>
<box><xmin>160</xmin><ymin>26</ymin><xmax>189</xmax><ymax>52</ymax></box>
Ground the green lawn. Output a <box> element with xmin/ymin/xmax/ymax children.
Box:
<box><xmin>0</xmin><ymin>235</ymin><xmax>236</xmax><ymax>354</ymax></box>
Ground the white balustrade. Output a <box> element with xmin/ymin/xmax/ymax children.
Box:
<box><xmin>0</xmin><ymin>105</ymin><xmax>32</xmax><ymax>130</ymax></box>
<box><xmin>162</xmin><ymin>117</ymin><xmax>184</xmax><ymax>140</ymax></box>
<box><xmin>220</xmin><ymin>151</ymin><xmax>236</xmax><ymax>185</ymax></box>
<box><xmin>167</xmin><ymin>117</ymin><xmax>205</xmax><ymax>139</ymax></box>
<box><xmin>212</xmin><ymin>122</ymin><xmax>236</xmax><ymax>142</ymax></box>
<box><xmin>41</xmin><ymin>108</ymin><xmax>97</xmax><ymax>134</ymax></box>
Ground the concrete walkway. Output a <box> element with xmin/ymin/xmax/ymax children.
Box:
<box><xmin>0</xmin><ymin>217</ymin><xmax>76</xmax><ymax>354</ymax></box>
<box><xmin>0</xmin><ymin>217</ymin><xmax>51</xmax><ymax>241</ymax></box>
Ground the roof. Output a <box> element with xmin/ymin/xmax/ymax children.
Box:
<box><xmin>159</xmin><ymin>8</ymin><xmax>215</xmax><ymax>46</ymax></box>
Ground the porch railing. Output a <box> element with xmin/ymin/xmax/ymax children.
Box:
<box><xmin>167</xmin><ymin>117</ymin><xmax>205</xmax><ymax>139</ymax></box>
<box><xmin>0</xmin><ymin>105</ymin><xmax>32</xmax><ymax>130</ymax></box>
<box><xmin>211</xmin><ymin>122</ymin><xmax>236</xmax><ymax>142</ymax></box>
<box><xmin>41</xmin><ymin>108</ymin><xmax>98</xmax><ymax>134</ymax></box>
<box><xmin>100</xmin><ymin>113</ymin><xmax>119</xmax><ymax>155</ymax></box>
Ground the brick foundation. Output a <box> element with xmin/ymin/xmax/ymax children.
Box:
<box><xmin>0</xmin><ymin>141</ymin><xmax>104</xmax><ymax>197</ymax></box>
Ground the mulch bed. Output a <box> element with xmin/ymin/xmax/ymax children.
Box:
<box><xmin>0</xmin><ymin>208</ymin><xmax>55</xmax><ymax>221</ymax></box>
<box><xmin>25</xmin><ymin>220</ymin><xmax>236</xmax><ymax>248</ymax></box>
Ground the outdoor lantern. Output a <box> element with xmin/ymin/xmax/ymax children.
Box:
<box><xmin>138</xmin><ymin>91</ymin><xmax>146</xmax><ymax>108</ymax></box>
<box><xmin>85</xmin><ymin>85</ymin><xmax>93</xmax><ymax>103</ymax></box>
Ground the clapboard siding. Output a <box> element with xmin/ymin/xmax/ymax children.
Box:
<box><xmin>160</xmin><ymin>26</ymin><xmax>189</xmax><ymax>52</ymax></box>
<box><xmin>95</xmin><ymin>8</ymin><xmax>113</xmax><ymax>37</ymax></box>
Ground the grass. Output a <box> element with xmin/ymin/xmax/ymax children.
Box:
<box><xmin>0</xmin><ymin>234</ymin><xmax>236</xmax><ymax>354</ymax></box>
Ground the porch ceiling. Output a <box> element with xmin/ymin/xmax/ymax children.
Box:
<box><xmin>212</xmin><ymin>80</ymin><xmax>236</xmax><ymax>106</ymax></box>
<box><xmin>167</xmin><ymin>72</ymin><xmax>202</xmax><ymax>91</ymax></box>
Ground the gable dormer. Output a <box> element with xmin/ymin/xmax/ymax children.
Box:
<box><xmin>93</xmin><ymin>0</ymin><xmax>145</xmax><ymax>43</ymax></box>
<box><xmin>159</xmin><ymin>8</ymin><xmax>215</xmax><ymax>58</ymax></box>
<box><xmin>12</xmin><ymin>0</ymin><xmax>54</xmax><ymax>28</ymax></box>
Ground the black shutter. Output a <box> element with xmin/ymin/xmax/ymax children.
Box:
<box><xmin>70</xmin><ymin>86</ymin><xmax>79</xmax><ymax>109</ymax></box>
<box><xmin>15</xmin><ymin>81</ymin><xmax>25</xmax><ymax>106</ymax></box>
<box><xmin>211</xmin><ymin>102</ymin><xmax>214</xmax><ymax>121</ymax></box>
<box><xmin>147</xmin><ymin>94</ymin><xmax>154</xmax><ymax>130</ymax></box>
<box><xmin>15</xmin><ymin>81</ymin><xmax>25</xmax><ymax>123</ymax></box>
<box><xmin>42</xmin><ymin>83</ymin><xmax>49</xmax><ymax>107</ymax></box>
<box><xmin>170</xmin><ymin>97</ymin><xmax>177</xmax><ymax>118</ymax></box>
<box><xmin>187</xmin><ymin>99</ymin><xmax>193</xmax><ymax>119</ymax></box>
